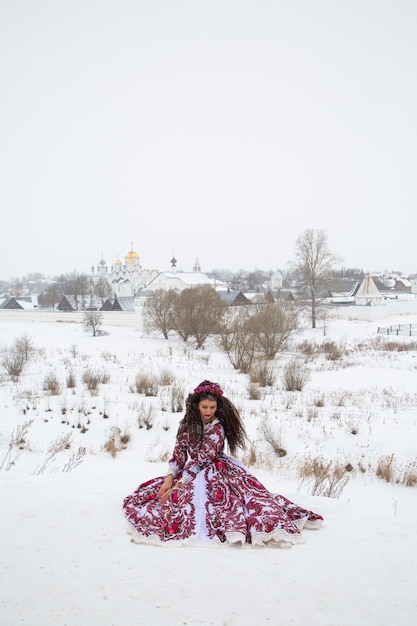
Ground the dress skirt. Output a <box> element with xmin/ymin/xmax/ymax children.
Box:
<box><xmin>123</xmin><ymin>454</ymin><xmax>323</xmax><ymax>547</ymax></box>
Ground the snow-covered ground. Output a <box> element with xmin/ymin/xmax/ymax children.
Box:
<box><xmin>1</xmin><ymin>313</ymin><xmax>416</xmax><ymax>626</ymax></box>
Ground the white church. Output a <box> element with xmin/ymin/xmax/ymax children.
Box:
<box><xmin>90</xmin><ymin>244</ymin><xmax>226</xmax><ymax>297</ymax></box>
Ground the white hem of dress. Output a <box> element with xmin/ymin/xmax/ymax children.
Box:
<box><xmin>126</xmin><ymin>523</ymin><xmax>318</xmax><ymax>548</ymax></box>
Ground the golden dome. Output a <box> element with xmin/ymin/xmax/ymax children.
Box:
<box><xmin>126</xmin><ymin>250</ymin><xmax>139</xmax><ymax>259</ymax></box>
<box><xmin>125</xmin><ymin>243</ymin><xmax>140</xmax><ymax>263</ymax></box>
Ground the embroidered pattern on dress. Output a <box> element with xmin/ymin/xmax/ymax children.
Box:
<box><xmin>123</xmin><ymin>420</ymin><xmax>323</xmax><ymax>546</ymax></box>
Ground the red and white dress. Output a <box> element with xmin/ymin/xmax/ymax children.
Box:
<box><xmin>123</xmin><ymin>419</ymin><xmax>323</xmax><ymax>547</ymax></box>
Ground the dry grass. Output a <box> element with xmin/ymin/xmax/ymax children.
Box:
<box><xmin>0</xmin><ymin>419</ymin><xmax>34</xmax><ymax>471</ymax></box>
<box><xmin>375</xmin><ymin>453</ymin><xmax>396</xmax><ymax>483</ymax></box>
<box><xmin>82</xmin><ymin>369</ymin><xmax>110</xmax><ymax>395</ymax></box>
<box><xmin>298</xmin><ymin>456</ymin><xmax>349</xmax><ymax>498</ymax></box>
<box><xmin>356</xmin><ymin>336</ymin><xmax>417</xmax><ymax>352</ymax></box>
<box><xmin>282</xmin><ymin>358</ymin><xmax>310</xmax><ymax>391</ymax></box>
<box><xmin>137</xmin><ymin>403</ymin><xmax>155</xmax><ymax>430</ymax></box>
<box><xmin>260</xmin><ymin>418</ymin><xmax>287</xmax><ymax>457</ymax></box>
<box><xmin>170</xmin><ymin>383</ymin><xmax>184</xmax><ymax>413</ymax></box>
<box><xmin>43</xmin><ymin>372</ymin><xmax>61</xmax><ymax>395</ymax></box>
<box><xmin>248</xmin><ymin>383</ymin><xmax>262</xmax><ymax>400</ymax></box>
<box><xmin>66</xmin><ymin>371</ymin><xmax>76</xmax><ymax>388</ymax></box>
<box><xmin>402</xmin><ymin>461</ymin><xmax>417</xmax><ymax>487</ymax></box>
<box><xmin>241</xmin><ymin>442</ymin><xmax>258</xmax><ymax>467</ymax></box>
<box><xmin>103</xmin><ymin>426</ymin><xmax>131</xmax><ymax>457</ymax></box>
<box><xmin>374</xmin><ymin>455</ymin><xmax>417</xmax><ymax>486</ymax></box>
<box><xmin>34</xmin><ymin>433</ymin><xmax>72</xmax><ymax>475</ymax></box>
<box><xmin>130</xmin><ymin>373</ymin><xmax>159</xmax><ymax>396</ymax></box>
<box><xmin>249</xmin><ymin>361</ymin><xmax>276</xmax><ymax>387</ymax></box>
<box><xmin>159</xmin><ymin>368</ymin><xmax>175</xmax><ymax>386</ymax></box>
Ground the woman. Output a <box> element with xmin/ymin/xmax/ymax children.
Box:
<box><xmin>123</xmin><ymin>380</ymin><xmax>323</xmax><ymax>547</ymax></box>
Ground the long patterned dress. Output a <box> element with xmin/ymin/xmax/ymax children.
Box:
<box><xmin>123</xmin><ymin>419</ymin><xmax>323</xmax><ymax>547</ymax></box>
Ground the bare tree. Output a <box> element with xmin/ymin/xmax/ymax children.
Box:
<box><xmin>67</xmin><ymin>271</ymin><xmax>90</xmax><ymax>309</ymax></box>
<box><xmin>14</xmin><ymin>333</ymin><xmax>34</xmax><ymax>361</ymax></box>
<box><xmin>1</xmin><ymin>343</ymin><xmax>25</xmax><ymax>379</ymax></box>
<box><xmin>143</xmin><ymin>289</ymin><xmax>177</xmax><ymax>339</ymax></box>
<box><xmin>293</xmin><ymin>229</ymin><xmax>341</xmax><ymax>328</ymax></box>
<box><xmin>38</xmin><ymin>284</ymin><xmax>61</xmax><ymax>310</ymax></box>
<box><xmin>188</xmin><ymin>286</ymin><xmax>226</xmax><ymax>349</ymax></box>
<box><xmin>218</xmin><ymin>307</ymin><xmax>257</xmax><ymax>373</ymax></box>
<box><xmin>247</xmin><ymin>301</ymin><xmax>298</xmax><ymax>359</ymax></box>
<box><xmin>94</xmin><ymin>276</ymin><xmax>112</xmax><ymax>305</ymax></box>
<box><xmin>83</xmin><ymin>311</ymin><xmax>103</xmax><ymax>336</ymax></box>
<box><xmin>171</xmin><ymin>286</ymin><xmax>225</xmax><ymax>348</ymax></box>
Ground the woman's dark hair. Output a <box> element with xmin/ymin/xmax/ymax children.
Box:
<box><xmin>181</xmin><ymin>380</ymin><xmax>246</xmax><ymax>455</ymax></box>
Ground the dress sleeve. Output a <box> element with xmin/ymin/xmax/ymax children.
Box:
<box><xmin>166</xmin><ymin>425</ymin><xmax>188</xmax><ymax>478</ymax></box>
<box><xmin>181</xmin><ymin>422</ymin><xmax>225</xmax><ymax>484</ymax></box>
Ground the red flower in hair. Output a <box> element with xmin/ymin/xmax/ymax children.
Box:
<box><xmin>193</xmin><ymin>383</ymin><xmax>223</xmax><ymax>396</ymax></box>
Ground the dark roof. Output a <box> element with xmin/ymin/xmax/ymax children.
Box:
<box><xmin>0</xmin><ymin>297</ymin><xmax>24</xmax><ymax>309</ymax></box>
<box><xmin>217</xmin><ymin>290</ymin><xmax>251</xmax><ymax>305</ymax></box>
<box><xmin>111</xmin><ymin>297</ymin><xmax>135</xmax><ymax>312</ymax></box>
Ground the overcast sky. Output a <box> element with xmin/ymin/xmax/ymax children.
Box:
<box><xmin>1</xmin><ymin>0</ymin><xmax>416</xmax><ymax>280</ymax></box>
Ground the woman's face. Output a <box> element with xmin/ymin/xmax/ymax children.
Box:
<box><xmin>198</xmin><ymin>398</ymin><xmax>217</xmax><ymax>424</ymax></box>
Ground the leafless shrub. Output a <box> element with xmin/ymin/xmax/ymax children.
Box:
<box><xmin>357</xmin><ymin>337</ymin><xmax>417</xmax><ymax>352</ymax></box>
<box><xmin>138</xmin><ymin>403</ymin><xmax>155</xmax><ymax>429</ymax></box>
<box><xmin>298</xmin><ymin>457</ymin><xmax>349</xmax><ymax>498</ymax></box>
<box><xmin>14</xmin><ymin>333</ymin><xmax>35</xmax><ymax>361</ymax></box>
<box><xmin>1</xmin><ymin>343</ymin><xmax>25</xmax><ymax>380</ymax></box>
<box><xmin>131</xmin><ymin>373</ymin><xmax>159</xmax><ymax>396</ymax></box>
<box><xmin>43</xmin><ymin>372</ymin><xmax>61</xmax><ymax>395</ymax></box>
<box><xmin>158</xmin><ymin>387</ymin><xmax>170</xmax><ymax>411</ymax></box>
<box><xmin>260</xmin><ymin>418</ymin><xmax>287</xmax><ymax>457</ymax></box>
<box><xmin>82</xmin><ymin>369</ymin><xmax>109</xmax><ymax>395</ymax></box>
<box><xmin>314</xmin><ymin>395</ymin><xmax>325</xmax><ymax>407</ymax></box>
<box><xmin>66</xmin><ymin>371</ymin><xmax>76</xmax><ymax>388</ymax></box>
<box><xmin>376</xmin><ymin>453</ymin><xmax>396</xmax><ymax>483</ymax></box>
<box><xmin>83</xmin><ymin>310</ymin><xmax>103</xmax><ymax>336</ymax></box>
<box><xmin>322</xmin><ymin>340</ymin><xmax>346</xmax><ymax>361</ymax></box>
<box><xmin>34</xmin><ymin>433</ymin><xmax>72</xmax><ymax>475</ymax></box>
<box><xmin>249</xmin><ymin>361</ymin><xmax>276</xmax><ymax>387</ymax></box>
<box><xmin>170</xmin><ymin>383</ymin><xmax>184</xmax><ymax>413</ymax></box>
<box><xmin>384</xmin><ymin>340</ymin><xmax>417</xmax><ymax>352</ymax></box>
<box><xmin>62</xmin><ymin>446</ymin><xmax>87</xmax><ymax>472</ymax></box>
<box><xmin>104</xmin><ymin>426</ymin><xmax>131</xmax><ymax>457</ymax></box>
<box><xmin>82</xmin><ymin>370</ymin><xmax>100</xmax><ymax>394</ymax></box>
<box><xmin>248</xmin><ymin>383</ymin><xmax>262</xmax><ymax>400</ymax></box>
<box><xmin>159</xmin><ymin>368</ymin><xmax>175</xmax><ymax>386</ymax></box>
<box><xmin>145</xmin><ymin>438</ymin><xmax>171</xmax><ymax>463</ymax></box>
<box><xmin>282</xmin><ymin>359</ymin><xmax>310</xmax><ymax>391</ymax></box>
<box><xmin>307</xmin><ymin>407</ymin><xmax>318</xmax><ymax>421</ymax></box>
<box><xmin>402</xmin><ymin>461</ymin><xmax>417</xmax><ymax>487</ymax></box>
<box><xmin>0</xmin><ymin>419</ymin><xmax>34</xmax><ymax>471</ymax></box>
<box><xmin>297</xmin><ymin>339</ymin><xmax>318</xmax><ymax>356</ymax></box>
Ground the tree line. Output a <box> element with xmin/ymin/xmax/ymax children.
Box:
<box><xmin>6</xmin><ymin>229</ymin><xmax>354</xmax><ymax>333</ymax></box>
<box><xmin>143</xmin><ymin>285</ymin><xmax>298</xmax><ymax>372</ymax></box>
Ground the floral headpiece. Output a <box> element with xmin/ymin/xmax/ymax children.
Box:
<box><xmin>193</xmin><ymin>383</ymin><xmax>224</xmax><ymax>396</ymax></box>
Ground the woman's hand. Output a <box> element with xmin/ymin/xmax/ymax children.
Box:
<box><xmin>157</xmin><ymin>475</ymin><xmax>173</xmax><ymax>500</ymax></box>
<box><xmin>158</xmin><ymin>476</ymin><xmax>182</xmax><ymax>503</ymax></box>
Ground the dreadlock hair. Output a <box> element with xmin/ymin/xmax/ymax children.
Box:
<box><xmin>181</xmin><ymin>380</ymin><xmax>247</xmax><ymax>455</ymax></box>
